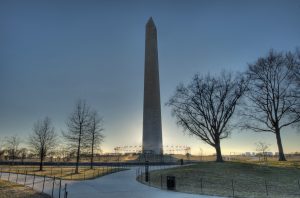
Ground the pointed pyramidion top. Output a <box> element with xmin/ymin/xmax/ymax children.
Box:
<box><xmin>146</xmin><ymin>17</ymin><xmax>156</xmax><ymax>27</ymax></box>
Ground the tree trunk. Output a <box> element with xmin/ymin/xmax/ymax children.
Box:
<box><xmin>75</xmin><ymin>127</ymin><xmax>82</xmax><ymax>174</ymax></box>
<box><xmin>12</xmin><ymin>151</ymin><xmax>15</xmax><ymax>163</ymax></box>
<box><xmin>90</xmin><ymin>142</ymin><xmax>94</xmax><ymax>169</ymax></box>
<box><xmin>275</xmin><ymin>128</ymin><xmax>286</xmax><ymax>161</ymax></box>
<box><xmin>215</xmin><ymin>140</ymin><xmax>224</xmax><ymax>162</ymax></box>
<box><xmin>39</xmin><ymin>151</ymin><xmax>44</xmax><ymax>171</ymax></box>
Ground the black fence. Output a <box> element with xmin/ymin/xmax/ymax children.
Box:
<box><xmin>136</xmin><ymin>166</ymin><xmax>300</xmax><ymax>198</ymax></box>
<box><xmin>0</xmin><ymin>160</ymin><xmax>185</xmax><ymax>167</ymax></box>
<box><xmin>0</xmin><ymin>171</ymin><xmax>68</xmax><ymax>198</ymax></box>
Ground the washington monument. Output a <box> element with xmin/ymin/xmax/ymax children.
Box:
<box><xmin>142</xmin><ymin>17</ymin><xmax>163</xmax><ymax>154</ymax></box>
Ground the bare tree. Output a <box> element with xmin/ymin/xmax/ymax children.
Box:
<box><xmin>5</xmin><ymin>135</ymin><xmax>21</xmax><ymax>162</ymax></box>
<box><xmin>56</xmin><ymin>145</ymin><xmax>71</xmax><ymax>162</ymax></box>
<box><xmin>167</xmin><ymin>72</ymin><xmax>247</xmax><ymax>162</ymax></box>
<box><xmin>242</xmin><ymin>50</ymin><xmax>300</xmax><ymax>161</ymax></box>
<box><xmin>63</xmin><ymin>100</ymin><xmax>91</xmax><ymax>174</ymax></box>
<box><xmin>29</xmin><ymin>117</ymin><xmax>57</xmax><ymax>171</ymax></box>
<box><xmin>19</xmin><ymin>148</ymin><xmax>28</xmax><ymax>164</ymax></box>
<box><xmin>255</xmin><ymin>142</ymin><xmax>270</xmax><ymax>162</ymax></box>
<box><xmin>84</xmin><ymin>111</ymin><xmax>104</xmax><ymax>169</ymax></box>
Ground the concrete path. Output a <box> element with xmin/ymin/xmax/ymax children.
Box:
<box><xmin>0</xmin><ymin>167</ymin><xmax>222</xmax><ymax>198</ymax></box>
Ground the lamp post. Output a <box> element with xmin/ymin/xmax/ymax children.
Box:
<box><xmin>145</xmin><ymin>160</ymin><xmax>149</xmax><ymax>182</ymax></box>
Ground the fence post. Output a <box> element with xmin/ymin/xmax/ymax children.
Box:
<box><xmin>200</xmin><ymin>178</ymin><xmax>203</xmax><ymax>193</ymax></box>
<box><xmin>84</xmin><ymin>170</ymin><xmax>85</xmax><ymax>180</ymax></box>
<box><xmin>32</xmin><ymin>174</ymin><xmax>36</xmax><ymax>189</ymax></box>
<box><xmin>59</xmin><ymin>179</ymin><xmax>62</xmax><ymax>198</ymax></box>
<box><xmin>8</xmin><ymin>172</ymin><xmax>10</xmax><ymax>181</ymax></box>
<box><xmin>61</xmin><ymin>167</ymin><xmax>63</xmax><ymax>178</ymax></box>
<box><xmin>160</xmin><ymin>174</ymin><xmax>163</xmax><ymax>189</ymax></box>
<box><xmin>52</xmin><ymin>176</ymin><xmax>55</xmax><ymax>198</ymax></box>
<box><xmin>42</xmin><ymin>175</ymin><xmax>46</xmax><ymax>193</ymax></box>
<box><xmin>231</xmin><ymin>179</ymin><xmax>235</xmax><ymax>197</ymax></box>
<box><xmin>64</xmin><ymin>183</ymin><xmax>68</xmax><ymax>198</ymax></box>
<box><xmin>0</xmin><ymin>169</ymin><xmax>2</xmax><ymax>179</ymax></box>
<box><xmin>139</xmin><ymin>169</ymin><xmax>141</xmax><ymax>181</ymax></box>
<box><xmin>24</xmin><ymin>171</ymin><xmax>27</xmax><ymax>186</ymax></box>
<box><xmin>141</xmin><ymin>170</ymin><xmax>143</xmax><ymax>181</ymax></box>
<box><xmin>265</xmin><ymin>180</ymin><xmax>268</xmax><ymax>196</ymax></box>
<box><xmin>16</xmin><ymin>170</ymin><xmax>19</xmax><ymax>183</ymax></box>
<box><xmin>98</xmin><ymin>169</ymin><xmax>100</xmax><ymax>177</ymax></box>
<box><xmin>298</xmin><ymin>179</ymin><xmax>300</xmax><ymax>190</ymax></box>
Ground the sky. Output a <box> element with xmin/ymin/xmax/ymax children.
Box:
<box><xmin>0</xmin><ymin>0</ymin><xmax>300</xmax><ymax>155</ymax></box>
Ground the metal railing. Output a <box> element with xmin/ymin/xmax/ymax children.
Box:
<box><xmin>136</xmin><ymin>165</ymin><xmax>300</xmax><ymax>198</ymax></box>
<box><xmin>0</xmin><ymin>171</ymin><xmax>68</xmax><ymax>198</ymax></box>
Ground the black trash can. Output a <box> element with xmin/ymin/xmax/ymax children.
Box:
<box><xmin>180</xmin><ymin>159</ymin><xmax>184</xmax><ymax>165</ymax></box>
<box><xmin>166</xmin><ymin>176</ymin><xmax>176</xmax><ymax>190</ymax></box>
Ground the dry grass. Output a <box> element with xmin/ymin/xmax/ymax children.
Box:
<box><xmin>139</xmin><ymin>161</ymin><xmax>300</xmax><ymax>198</ymax></box>
<box><xmin>0</xmin><ymin>179</ymin><xmax>50</xmax><ymax>198</ymax></box>
<box><xmin>0</xmin><ymin>165</ymin><xmax>125</xmax><ymax>180</ymax></box>
<box><xmin>246</xmin><ymin>159</ymin><xmax>300</xmax><ymax>169</ymax></box>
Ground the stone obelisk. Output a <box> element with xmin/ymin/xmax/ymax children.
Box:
<box><xmin>142</xmin><ymin>17</ymin><xmax>163</xmax><ymax>154</ymax></box>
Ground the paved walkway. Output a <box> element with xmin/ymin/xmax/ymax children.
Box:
<box><xmin>1</xmin><ymin>167</ymin><xmax>222</xmax><ymax>198</ymax></box>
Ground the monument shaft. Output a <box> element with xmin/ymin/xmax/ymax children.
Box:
<box><xmin>143</xmin><ymin>17</ymin><xmax>163</xmax><ymax>154</ymax></box>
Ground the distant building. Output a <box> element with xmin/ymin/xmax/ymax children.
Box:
<box><xmin>265</xmin><ymin>152</ymin><xmax>273</xmax><ymax>156</ymax></box>
<box><xmin>243</xmin><ymin>152</ymin><xmax>256</xmax><ymax>156</ymax></box>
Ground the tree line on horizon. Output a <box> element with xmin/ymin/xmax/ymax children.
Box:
<box><xmin>167</xmin><ymin>49</ymin><xmax>300</xmax><ymax>162</ymax></box>
<box><xmin>0</xmin><ymin>100</ymin><xmax>104</xmax><ymax>172</ymax></box>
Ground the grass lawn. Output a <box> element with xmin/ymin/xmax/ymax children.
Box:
<box><xmin>0</xmin><ymin>179</ymin><xmax>50</xmax><ymax>198</ymax></box>
<box><xmin>0</xmin><ymin>165</ymin><xmax>125</xmax><ymax>180</ymax></box>
<box><xmin>139</xmin><ymin>161</ymin><xmax>300</xmax><ymax>198</ymax></box>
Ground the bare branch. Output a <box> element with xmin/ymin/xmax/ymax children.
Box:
<box><xmin>28</xmin><ymin>117</ymin><xmax>57</xmax><ymax>171</ymax></box>
<box><xmin>241</xmin><ymin>50</ymin><xmax>300</xmax><ymax>161</ymax></box>
<box><xmin>167</xmin><ymin>71</ymin><xmax>247</xmax><ymax>162</ymax></box>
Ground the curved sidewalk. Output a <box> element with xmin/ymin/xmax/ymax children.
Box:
<box><xmin>1</xmin><ymin>167</ymin><xmax>222</xmax><ymax>198</ymax></box>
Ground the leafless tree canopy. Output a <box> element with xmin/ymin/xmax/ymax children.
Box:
<box><xmin>4</xmin><ymin>135</ymin><xmax>21</xmax><ymax>161</ymax></box>
<box><xmin>84</xmin><ymin>111</ymin><xmax>104</xmax><ymax>169</ymax></box>
<box><xmin>242</xmin><ymin>50</ymin><xmax>300</xmax><ymax>161</ymax></box>
<box><xmin>19</xmin><ymin>147</ymin><xmax>28</xmax><ymax>163</ymax></box>
<box><xmin>167</xmin><ymin>72</ymin><xmax>247</xmax><ymax>162</ymax></box>
<box><xmin>29</xmin><ymin>117</ymin><xmax>56</xmax><ymax>170</ymax></box>
<box><xmin>255</xmin><ymin>141</ymin><xmax>270</xmax><ymax>162</ymax></box>
<box><xmin>63</xmin><ymin>99</ymin><xmax>91</xmax><ymax>173</ymax></box>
